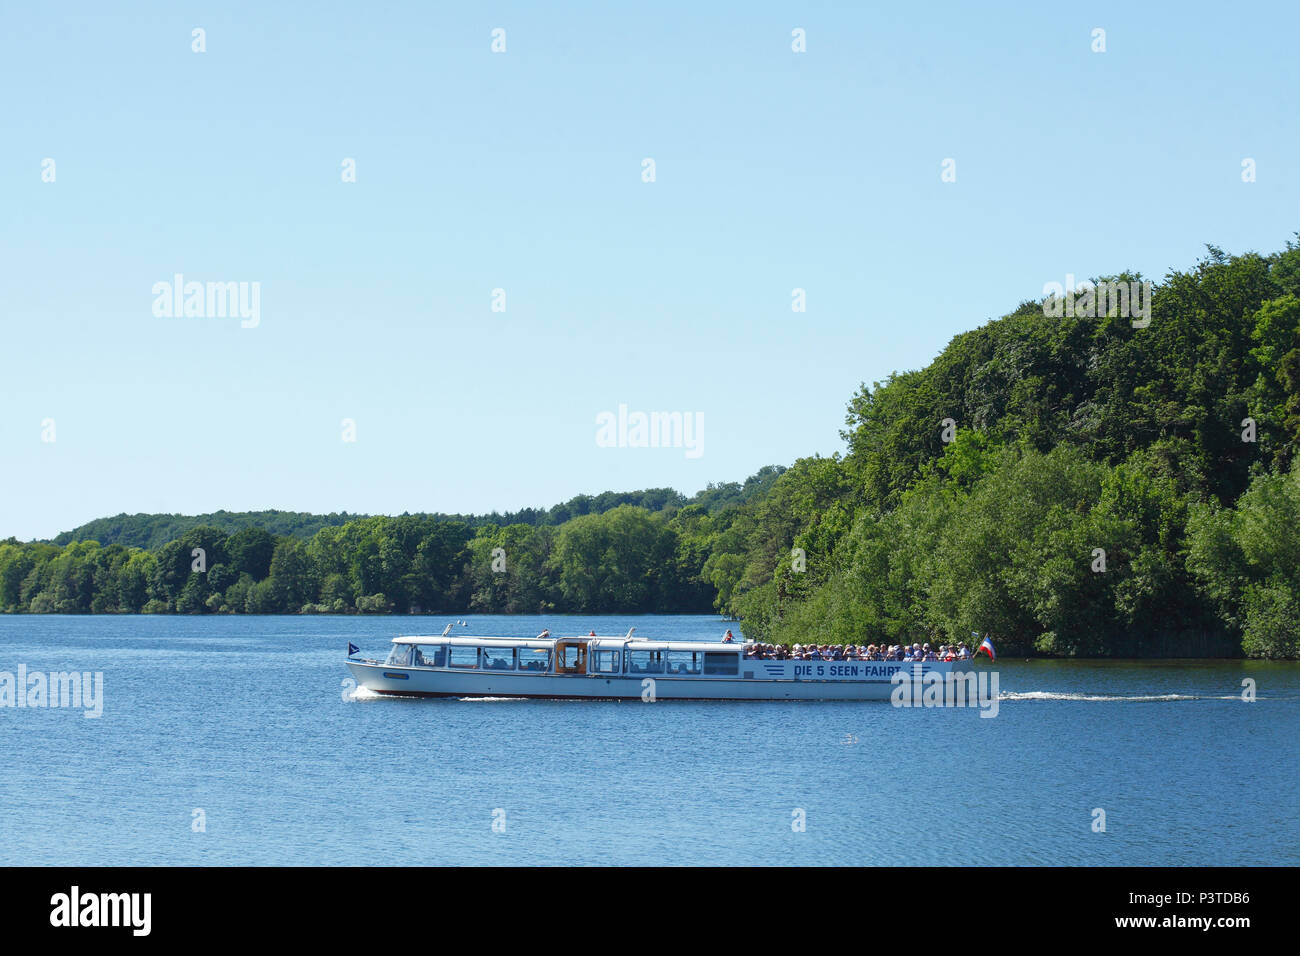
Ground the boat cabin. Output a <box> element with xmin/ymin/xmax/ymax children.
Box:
<box><xmin>384</xmin><ymin>635</ymin><xmax>742</xmax><ymax>678</ymax></box>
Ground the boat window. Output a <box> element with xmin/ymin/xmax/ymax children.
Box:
<box><xmin>625</xmin><ymin>649</ymin><xmax>664</xmax><ymax>674</ymax></box>
<box><xmin>518</xmin><ymin>647</ymin><xmax>551</xmax><ymax>671</ymax></box>
<box><xmin>666</xmin><ymin>650</ymin><xmax>702</xmax><ymax>675</ymax></box>
<box><xmin>592</xmin><ymin>649</ymin><xmax>621</xmax><ymax>674</ymax></box>
<box><xmin>414</xmin><ymin>644</ymin><xmax>447</xmax><ymax>667</ymax></box>
<box><xmin>482</xmin><ymin>647</ymin><xmax>515</xmax><ymax>671</ymax></box>
<box><xmin>703</xmin><ymin>652</ymin><xmax>739</xmax><ymax>676</ymax></box>
<box><xmin>448</xmin><ymin>645</ymin><xmax>479</xmax><ymax>669</ymax></box>
<box><xmin>385</xmin><ymin>644</ymin><xmax>414</xmax><ymax>666</ymax></box>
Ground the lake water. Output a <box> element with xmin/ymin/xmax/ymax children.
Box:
<box><xmin>1</xmin><ymin>614</ymin><xmax>1296</xmax><ymax>866</ymax></box>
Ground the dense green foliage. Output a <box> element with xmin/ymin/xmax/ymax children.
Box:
<box><xmin>49</xmin><ymin>485</ymin><xmax>755</xmax><ymax>551</ymax></box>
<box><xmin>710</xmin><ymin>238</ymin><xmax>1300</xmax><ymax>658</ymax></box>
<box><xmin>2</xmin><ymin>471</ymin><xmax>784</xmax><ymax>618</ymax></box>
<box><xmin>6</xmin><ymin>239</ymin><xmax>1300</xmax><ymax>656</ymax></box>
<box><xmin>51</xmin><ymin>510</ymin><xmax>368</xmax><ymax>550</ymax></box>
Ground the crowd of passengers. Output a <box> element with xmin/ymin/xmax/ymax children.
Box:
<box><xmin>743</xmin><ymin>641</ymin><xmax>971</xmax><ymax>662</ymax></box>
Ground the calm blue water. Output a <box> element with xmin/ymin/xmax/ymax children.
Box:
<box><xmin>1</xmin><ymin>614</ymin><xmax>1296</xmax><ymax>866</ymax></box>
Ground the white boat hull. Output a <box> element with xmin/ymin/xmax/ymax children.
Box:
<box><xmin>347</xmin><ymin>658</ymin><xmax>975</xmax><ymax>702</ymax></box>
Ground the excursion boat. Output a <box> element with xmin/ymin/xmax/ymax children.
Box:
<box><xmin>346</xmin><ymin>626</ymin><xmax>975</xmax><ymax>701</ymax></box>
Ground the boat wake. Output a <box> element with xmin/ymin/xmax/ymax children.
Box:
<box><xmin>999</xmin><ymin>691</ymin><xmax>1238</xmax><ymax>702</ymax></box>
<box><xmin>457</xmin><ymin>696</ymin><xmax>528</xmax><ymax>702</ymax></box>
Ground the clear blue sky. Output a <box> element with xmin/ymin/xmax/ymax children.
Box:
<box><xmin>3</xmin><ymin>1</ymin><xmax>1297</xmax><ymax>541</ymax></box>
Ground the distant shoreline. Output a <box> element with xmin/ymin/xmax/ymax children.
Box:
<box><xmin>2</xmin><ymin>611</ymin><xmax>1295</xmax><ymax>661</ymax></box>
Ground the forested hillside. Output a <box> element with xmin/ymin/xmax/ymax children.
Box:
<box><xmin>710</xmin><ymin>239</ymin><xmax>1300</xmax><ymax>659</ymax></box>
<box><xmin>5</xmin><ymin>239</ymin><xmax>1299</xmax><ymax>657</ymax></box>
<box><xmin>50</xmin><ymin>485</ymin><xmax>748</xmax><ymax>550</ymax></box>
<box><xmin>1</xmin><ymin>469</ymin><xmax>784</xmax><ymax>618</ymax></box>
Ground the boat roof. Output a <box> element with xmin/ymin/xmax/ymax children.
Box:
<box><xmin>592</xmin><ymin>639</ymin><xmax>740</xmax><ymax>653</ymax></box>
<box><xmin>392</xmin><ymin>635</ymin><xmax>742</xmax><ymax>653</ymax></box>
<box><xmin>392</xmin><ymin>635</ymin><xmax>554</xmax><ymax>648</ymax></box>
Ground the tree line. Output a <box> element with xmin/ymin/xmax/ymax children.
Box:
<box><xmin>0</xmin><ymin>470</ymin><xmax>784</xmax><ymax>618</ymax></box>
<box><xmin>709</xmin><ymin>238</ymin><xmax>1300</xmax><ymax>659</ymax></box>
<box><xmin>5</xmin><ymin>237</ymin><xmax>1300</xmax><ymax>657</ymax></box>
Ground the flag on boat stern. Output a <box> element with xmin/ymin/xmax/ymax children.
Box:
<box><xmin>975</xmin><ymin>636</ymin><xmax>996</xmax><ymax>661</ymax></box>
<box><xmin>347</xmin><ymin>643</ymin><xmax>360</xmax><ymax>657</ymax></box>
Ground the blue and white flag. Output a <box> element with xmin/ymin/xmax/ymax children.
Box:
<box><xmin>347</xmin><ymin>642</ymin><xmax>359</xmax><ymax>657</ymax></box>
